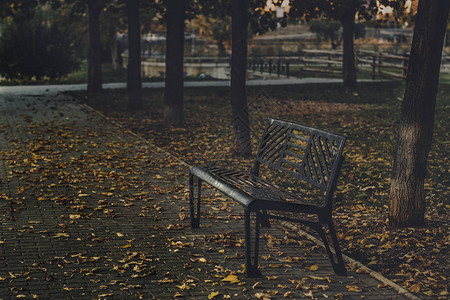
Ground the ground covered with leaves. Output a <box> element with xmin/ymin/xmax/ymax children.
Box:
<box><xmin>70</xmin><ymin>81</ymin><xmax>449</xmax><ymax>298</ymax></box>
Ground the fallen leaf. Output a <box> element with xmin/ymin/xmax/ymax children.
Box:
<box><xmin>208</xmin><ymin>291</ymin><xmax>219</xmax><ymax>299</ymax></box>
<box><xmin>347</xmin><ymin>285</ymin><xmax>362</xmax><ymax>292</ymax></box>
<box><xmin>307</xmin><ymin>265</ymin><xmax>318</xmax><ymax>271</ymax></box>
<box><xmin>53</xmin><ymin>233</ymin><xmax>70</xmax><ymax>238</ymax></box>
<box><xmin>410</xmin><ymin>283</ymin><xmax>421</xmax><ymax>293</ymax></box>
<box><xmin>221</xmin><ymin>274</ymin><xmax>240</xmax><ymax>284</ymax></box>
<box><xmin>176</xmin><ymin>283</ymin><xmax>190</xmax><ymax>290</ymax></box>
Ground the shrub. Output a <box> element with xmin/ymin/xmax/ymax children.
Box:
<box><xmin>0</xmin><ymin>12</ymin><xmax>80</xmax><ymax>80</ymax></box>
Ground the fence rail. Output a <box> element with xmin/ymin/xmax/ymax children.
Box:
<box><xmin>246</xmin><ymin>49</ymin><xmax>439</xmax><ymax>80</ymax></box>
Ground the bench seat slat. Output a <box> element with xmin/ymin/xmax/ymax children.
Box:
<box><xmin>190</xmin><ymin>166</ymin><xmax>312</xmax><ymax>207</ymax></box>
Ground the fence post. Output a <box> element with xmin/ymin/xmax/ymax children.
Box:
<box><xmin>268</xmin><ymin>59</ymin><xmax>272</xmax><ymax>75</ymax></box>
<box><xmin>328</xmin><ymin>53</ymin><xmax>331</xmax><ymax>72</ymax></box>
<box><xmin>286</xmin><ymin>61</ymin><xmax>290</xmax><ymax>78</ymax></box>
<box><xmin>402</xmin><ymin>53</ymin><xmax>409</xmax><ymax>79</ymax></box>
<box><xmin>378</xmin><ymin>53</ymin><xmax>382</xmax><ymax>76</ymax></box>
<box><xmin>260</xmin><ymin>59</ymin><xmax>264</xmax><ymax>74</ymax></box>
<box><xmin>277</xmin><ymin>59</ymin><xmax>281</xmax><ymax>77</ymax></box>
<box><xmin>372</xmin><ymin>55</ymin><xmax>376</xmax><ymax>80</ymax></box>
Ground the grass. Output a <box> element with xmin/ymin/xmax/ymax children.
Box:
<box><xmin>0</xmin><ymin>62</ymin><xmax>223</xmax><ymax>86</ymax></box>
<box><xmin>0</xmin><ymin>62</ymin><xmax>129</xmax><ymax>86</ymax></box>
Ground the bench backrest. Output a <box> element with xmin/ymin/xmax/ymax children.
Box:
<box><xmin>254</xmin><ymin>118</ymin><xmax>346</xmax><ymax>207</ymax></box>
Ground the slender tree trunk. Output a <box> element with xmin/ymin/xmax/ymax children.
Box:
<box><xmin>164</xmin><ymin>0</ymin><xmax>185</xmax><ymax>126</ymax></box>
<box><xmin>127</xmin><ymin>0</ymin><xmax>142</xmax><ymax>110</ymax></box>
<box><xmin>230</xmin><ymin>0</ymin><xmax>251</xmax><ymax>156</ymax></box>
<box><xmin>109</xmin><ymin>40</ymin><xmax>118</xmax><ymax>71</ymax></box>
<box><xmin>340</xmin><ymin>8</ymin><xmax>356</xmax><ymax>88</ymax></box>
<box><xmin>87</xmin><ymin>1</ymin><xmax>103</xmax><ymax>92</ymax></box>
<box><xmin>389</xmin><ymin>0</ymin><xmax>449</xmax><ymax>227</ymax></box>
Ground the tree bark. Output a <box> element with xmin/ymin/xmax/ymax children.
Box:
<box><xmin>127</xmin><ymin>0</ymin><xmax>143</xmax><ymax>110</ymax></box>
<box><xmin>340</xmin><ymin>8</ymin><xmax>357</xmax><ymax>88</ymax></box>
<box><xmin>389</xmin><ymin>0</ymin><xmax>449</xmax><ymax>227</ymax></box>
<box><xmin>163</xmin><ymin>0</ymin><xmax>185</xmax><ymax>126</ymax></box>
<box><xmin>230</xmin><ymin>0</ymin><xmax>251</xmax><ymax>156</ymax></box>
<box><xmin>87</xmin><ymin>1</ymin><xmax>103</xmax><ymax>93</ymax></box>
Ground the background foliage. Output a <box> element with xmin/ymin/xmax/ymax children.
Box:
<box><xmin>0</xmin><ymin>4</ymin><xmax>81</xmax><ymax>80</ymax></box>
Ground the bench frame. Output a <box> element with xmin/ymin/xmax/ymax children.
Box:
<box><xmin>189</xmin><ymin>118</ymin><xmax>347</xmax><ymax>277</ymax></box>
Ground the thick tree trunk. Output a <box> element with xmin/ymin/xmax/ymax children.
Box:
<box><xmin>164</xmin><ymin>0</ymin><xmax>185</xmax><ymax>126</ymax></box>
<box><xmin>127</xmin><ymin>0</ymin><xmax>143</xmax><ymax>110</ymax></box>
<box><xmin>87</xmin><ymin>1</ymin><xmax>103</xmax><ymax>92</ymax></box>
<box><xmin>389</xmin><ymin>0</ymin><xmax>449</xmax><ymax>227</ymax></box>
<box><xmin>230</xmin><ymin>0</ymin><xmax>251</xmax><ymax>156</ymax></box>
<box><xmin>340</xmin><ymin>8</ymin><xmax>357</xmax><ymax>88</ymax></box>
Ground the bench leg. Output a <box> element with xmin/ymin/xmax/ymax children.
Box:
<box><xmin>260</xmin><ymin>209</ymin><xmax>271</xmax><ymax>228</ymax></box>
<box><xmin>316</xmin><ymin>221</ymin><xmax>347</xmax><ymax>275</ymax></box>
<box><xmin>189</xmin><ymin>173</ymin><xmax>202</xmax><ymax>228</ymax></box>
<box><xmin>245</xmin><ymin>209</ymin><xmax>262</xmax><ymax>277</ymax></box>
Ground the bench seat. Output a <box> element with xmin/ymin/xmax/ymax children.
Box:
<box><xmin>190</xmin><ymin>165</ymin><xmax>322</xmax><ymax>213</ymax></box>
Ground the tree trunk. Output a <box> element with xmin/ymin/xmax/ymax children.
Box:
<box><xmin>230</xmin><ymin>0</ymin><xmax>251</xmax><ymax>156</ymax></box>
<box><xmin>87</xmin><ymin>1</ymin><xmax>103</xmax><ymax>93</ymax></box>
<box><xmin>340</xmin><ymin>8</ymin><xmax>356</xmax><ymax>88</ymax></box>
<box><xmin>389</xmin><ymin>0</ymin><xmax>449</xmax><ymax>227</ymax></box>
<box><xmin>163</xmin><ymin>0</ymin><xmax>185</xmax><ymax>126</ymax></box>
<box><xmin>127</xmin><ymin>0</ymin><xmax>143</xmax><ymax>110</ymax></box>
<box><xmin>109</xmin><ymin>39</ymin><xmax>118</xmax><ymax>71</ymax></box>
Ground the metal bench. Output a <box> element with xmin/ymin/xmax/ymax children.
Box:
<box><xmin>189</xmin><ymin>118</ymin><xmax>347</xmax><ymax>277</ymax></box>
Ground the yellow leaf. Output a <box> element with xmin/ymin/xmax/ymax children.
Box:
<box><xmin>69</xmin><ymin>214</ymin><xmax>81</xmax><ymax>219</ymax></box>
<box><xmin>347</xmin><ymin>285</ymin><xmax>362</xmax><ymax>292</ymax></box>
<box><xmin>221</xmin><ymin>274</ymin><xmax>240</xmax><ymax>284</ymax></box>
<box><xmin>410</xmin><ymin>283</ymin><xmax>420</xmax><ymax>293</ymax></box>
<box><xmin>208</xmin><ymin>291</ymin><xmax>219</xmax><ymax>299</ymax></box>
<box><xmin>53</xmin><ymin>233</ymin><xmax>70</xmax><ymax>238</ymax></box>
<box><xmin>116</xmin><ymin>233</ymin><xmax>124</xmax><ymax>237</ymax></box>
<box><xmin>154</xmin><ymin>175</ymin><xmax>163</xmax><ymax>179</ymax></box>
<box><xmin>309</xmin><ymin>276</ymin><xmax>332</xmax><ymax>282</ymax></box>
<box><xmin>122</xmin><ymin>244</ymin><xmax>132</xmax><ymax>248</ymax></box>
<box><xmin>307</xmin><ymin>265</ymin><xmax>319</xmax><ymax>271</ymax></box>
<box><xmin>176</xmin><ymin>283</ymin><xmax>190</xmax><ymax>290</ymax></box>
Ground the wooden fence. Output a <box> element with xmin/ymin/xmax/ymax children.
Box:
<box><xmin>246</xmin><ymin>49</ymin><xmax>446</xmax><ymax>80</ymax></box>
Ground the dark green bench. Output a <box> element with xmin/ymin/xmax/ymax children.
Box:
<box><xmin>189</xmin><ymin>118</ymin><xmax>347</xmax><ymax>277</ymax></box>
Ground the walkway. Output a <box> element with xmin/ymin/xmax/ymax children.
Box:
<box><xmin>0</xmin><ymin>90</ymin><xmax>412</xmax><ymax>299</ymax></box>
<box><xmin>0</xmin><ymin>77</ymin><xmax>375</xmax><ymax>96</ymax></box>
